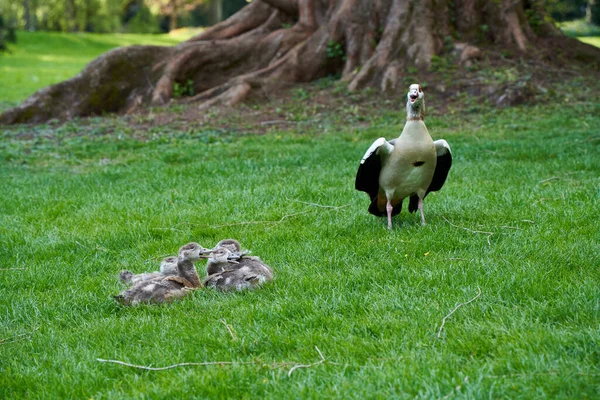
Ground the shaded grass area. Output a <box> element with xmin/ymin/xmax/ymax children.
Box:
<box><xmin>560</xmin><ymin>19</ymin><xmax>600</xmax><ymax>37</ymax></box>
<box><xmin>0</xmin><ymin>30</ymin><xmax>199</xmax><ymax>109</ymax></box>
<box><xmin>559</xmin><ymin>18</ymin><xmax>600</xmax><ymax>48</ymax></box>
<box><xmin>0</xmin><ymin>79</ymin><xmax>599</xmax><ymax>397</ymax></box>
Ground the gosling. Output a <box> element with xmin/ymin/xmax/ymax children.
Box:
<box><xmin>114</xmin><ymin>243</ymin><xmax>209</xmax><ymax>305</ymax></box>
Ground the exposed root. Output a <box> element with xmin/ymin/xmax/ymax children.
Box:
<box><xmin>2</xmin><ymin>0</ymin><xmax>599</xmax><ymax>125</ymax></box>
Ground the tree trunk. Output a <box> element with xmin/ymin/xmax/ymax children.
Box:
<box><xmin>207</xmin><ymin>0</ymin><xmax>223</xmax><ymax>26</ymax></box>
<box><xmin>588</xmin><ymin>0</ymin><xmax>600</xmax><ymax>25</ymax></box>
<box><xmin>23</xmin><ymin>0</ymin><xmax>33</xmax><ymax>31</ymax></box>
<box><xmin>169</xmin><ymin>0</ymin><xmax>178</xmax><ymax>32</ymax></box>
<box><xmin>2</xmin><ymin>0</ymin><xmax>599</xmax><ymax>125</ymax></box>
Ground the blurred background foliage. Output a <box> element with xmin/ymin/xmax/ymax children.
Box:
<box><xmin>0</xmin><ymin>0</ymin><xmax>598</xmax><ymax>51</ymax></box>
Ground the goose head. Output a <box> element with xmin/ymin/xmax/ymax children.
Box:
<box><xmin>210</xmin><ymin>246</ymin><xmax>233</xmax><ymax>263</ymax></box>
<box><xmin>215</xmin><ymin>239</ymin><xmax>241</xmax><ymax>253</ymax></box>
<box><xmin>160</xmin><ymin>256</ymin><xmax>178</xmax><ymax>268</ymax></box>
<box><xmin>178</xmin><ymin>242</ymin><xmax>211</xmax><ymax>262</ymax></box>
<box><xmin>406</xmin><ymin>83</ymin><xmax>425</xmax><ymax>120</ymax></box>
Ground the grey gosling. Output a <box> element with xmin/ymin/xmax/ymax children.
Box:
<box><xmin>119</xmin><ymin>255</ymin><xmax>179</xmax><ymax>286</ymax></box>
<box><xmin>114</xmin><ymin>243</ymin><xmax>210</xmax><ymax>305</ymax></box>
<box><xmin>119</xmin><ymin>255</ymin><xmax>178</xmax><ymax>285</ymax></box>
<box><xmin>355</xmin><ymin>83</ymin><xmax>452</xmax><ymax>229</ymax></box>
<box><xmin>206</xmin><ymin>238</ymin><xmax>251</xmax><ymax>275</ymax></box>
<box><xmin>214</xmin><ymin>238</ymin><xmax>251</xmax><ymax>259</ymax></box>
<box><xmin>203</xmin><ymin>247</ymin><xmax>273</xmax><ymax>292</ymax></box>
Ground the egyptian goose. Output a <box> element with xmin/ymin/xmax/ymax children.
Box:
<box><xmin>203</xmin><ymin>247</ymin><xmax>273</xmax><ymax>292</ymax></box>
<box><xmin>114</xmin><ymin>243</ymin><xmax>209</xmax><ymax>305</ymax></box>
<box><xmin>119</xmin><ymin>256</ymin><xmax>179</xmax><ymax>286</ymax></box>
<box><xmin>205</xmin><ymin>239</ymin><xmax>252</xmax><ymax>275</ymax></box>
<box><xmin>355</xmin><ymin>83</ymin><xmax>452</xmax><ymax>229</ymax></box>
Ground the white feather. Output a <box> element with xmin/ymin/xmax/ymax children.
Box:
<box><xmin>360</xmin><ymin>137</ymin><xmax>394</xmax><ymax>163</ymax></box>
<box><xmin>434</xmin><ymin>139</ymin><xmax>451</xmax><ymax>156</ymax></box>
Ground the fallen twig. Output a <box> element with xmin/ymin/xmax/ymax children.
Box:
<box><xmin>487</xmin><ymin>371</ymin><xmax>600</xmax><ymax>378</ymax></box>
<box><xmin>0</xmin><ymin>327</ymin><xmax>40</xmax><ymax>345</ymax></box>
<box><xmin>287</xmin><ymin>199</ymin><xmax>352</xmax><ymax>209</ymax></box>
<box><xmin>207</xmin><ymin>203</ymin><xmax>350</xmax><ymax>229</ymax></box>
<box><xmin>207</xmin><ymin>210</ymin><xmax>314</xmax><ymax>228</ymax></box>
<box><xmin>96</xmin><ymin>358</ymin><xmax>254</xmax><ymax>371</ymax></box>
<box><xmin>442</xmin><ymin>217</ymin><xmax>494</xmax><ymax>246</ymax></box>
<box><xmin>98</xmin><ymin>346</ymin><xmax>331</xmax><ymax>374</ymax></box>
<box><xmin>537</xmin><ymin>176</ymin><xmax>559</xmax><ymax>184</ymax></box>
<box><xmin>288</xmin><ymin>346</ymin><xmax>327</xmax><ymax>377</ymax></box>
<box><xmin>221</xmin><ymin>318</ymin><xmax>237</xmax><ymax>341</ymax></box>
<box><xmin>0</xmin><ymin>268</ymin><xmax>25</xmax><ymax>271</ymax></box>
<box><xmin>437</xmin><ymin>287</ymin><xmax>482</xmax><ymax>339</ymax></box>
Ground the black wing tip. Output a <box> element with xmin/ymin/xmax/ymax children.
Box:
<box><xmin>428</xmin><ymin>150</ymin><xmax>452</xmax><ymax>193</ymax></box>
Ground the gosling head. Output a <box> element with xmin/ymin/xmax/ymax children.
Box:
<box><xmin>215</xmin><ymin>239</ymin><xmax>241</xmax><ymax>253</ymax></box>
<box><xmin>178</xmin><ymin>242</ymin><xmax>211</xmax><ymax>262</ymax></box>
<box><xmin>160</xmin><ymin>256</ymin><xmax>178</xmax><ymax>268</ymax></box>
<box><xmin>209</xmin><ymin>247</ymin><xmax>234</xmax><ymax>263</ymax></box>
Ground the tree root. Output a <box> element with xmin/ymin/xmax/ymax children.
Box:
<box><xmin>1</xmin><ymin>0</ymin><xmax>599</xmax><ymax>125</ymax></box>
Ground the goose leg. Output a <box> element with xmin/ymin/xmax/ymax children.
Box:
<box><xmin>418</xmin><ymin>197</ymin><xmax>426</xmax><ymax>225</ymax></box>
<box><xmin>386</xmin><ymin>200</ymin><xmax>393</xmax><ymax>229</ymax></box>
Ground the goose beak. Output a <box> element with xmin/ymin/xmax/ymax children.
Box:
<box><xmin>198</xmin><ymin>249</ymin><xmax>212</xmax><ymax>258</ymax></box>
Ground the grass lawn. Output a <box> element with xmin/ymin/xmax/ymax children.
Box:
<box><xmin>579</xmin><ymin>36</ymin><xmax>600</xmax><ymax>48</ymax></box>
<box><xmin>0</xmin><ymin>30</ymin><xmax>200</xmax><ymax>109</ymax></box>
<box><xmin>0</xmin><ymin>71</ymin><xmax>599</xmax><ymax>397</ymax></box>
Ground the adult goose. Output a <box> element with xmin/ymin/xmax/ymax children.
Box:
<box><xmin>114</xmin><ymin>243</ymin><xmax>209</xmax><ymax>305</ymax></box>
<box><xmin>355</xmin><ymin>83</ymin><xmax>452</xmax><ymax>229</ymax></box>
<box><xmin>203</xmin><ymin>247</ymin><xmax>273</xmax><ymax>292</ymax></box>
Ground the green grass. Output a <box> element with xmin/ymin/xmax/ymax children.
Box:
<box><xmin>558</xmin><ymin>19</ymin><xmax>600</xmax><ymax>48</ymax></box>
<box><xmin>1</xmin><ymin>77</ymin><xmax>599</xmax><ymax>398</ymax></box>
<box><xmin>560</xmin><ymin>19</ymin><xmax>600</xmax><ymax>37</ymax></box>
<box><xmin>0</xmin><ymin>30</ymin><xmax>200</xmax><ymax>108</ymax></box>
<box><xmin>578</xmin><ymin>36</ymin><xmax>600</xmax><ymax>47</ymax></box>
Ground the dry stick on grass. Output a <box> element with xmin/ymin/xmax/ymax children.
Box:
<box><xmin>207</xmin><ymin>210</ymin><xmax>314</xmax><ymax>228</ymax></box>
<box><xmin>207</xmin><ymin>203</ymin><xmax>350</xmax><ymax>229</ymax></box>
<box><xmin>442</xmin><ymin>217</ymin><xmax>494</xmax><ymax>246</ymax></box>
<box><xmin>287</xmin><ymin>346</ymin><xmax>327</xmax><ymax>377</ymax></box>
<box><xmin>1</xmin><ymin>327</ymin><xmax>40</xmax><ymax>345</ymax></box>
<box><xmin>538</xmin><ymin>176</ymin><xmax>560</xmax><ymax>184</ymax></box>
<box><xmin>221</xmin><ymin>318</ymin><xmax>237</xmax><ymax>341</ymax></box>
<box><xmin>437</xmin><ymin>287</ymin><xmax>482</xmax><ymax>339</ymax></box>
<box><xmin>0</xmin><ymin>268</ymin><xmax>26</xmax><ymax>271</ymax></box>
<box><xmin>286</xmin><ymin>198</ymin><xmax>351</xmax><ymax>209</ymax></box>
<box><xmin>97</xmin><ymin>346</ymin><xmax>330</xmax><ymax>373</ymax></box>
<box><xmin>96</xmin><ymin>359</ymin><xmax>255</xmax><ymax>371</ymax></box>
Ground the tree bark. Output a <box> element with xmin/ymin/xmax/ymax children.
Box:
<box><xmin>588</xmin><ymin>0</ymin><xmax>600</xmax><ymax>25</ymax></box>
<box><xmin>2</xmin><ymin>0</ymin><xmax>599</xmax><ymax>125</ymax></box>
<box><xmin>23</xmin><ymin>0</ymin><xmax>34</xmax><ymax>31</ymax></box>
<box><xmin>169</xmin><ymin>0</ymin><xmax>178</xmax><ymax>32</ymax></box>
